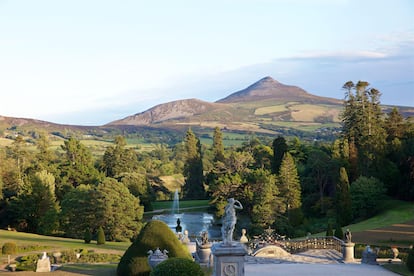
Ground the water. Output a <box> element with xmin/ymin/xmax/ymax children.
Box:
<box><xmin>152</xmin><ymin>189</ymin><xmax>220</xmax><ymax>239</ymax></box>
<box><xmin>152</xmin><ymin>212</ymin><xmax>221</xmax><ymax>239</ymax></box>
<box><xmin>172</xmin><ymin>189</ymin><xmax>179</xmax><ymax>214</ymax></box>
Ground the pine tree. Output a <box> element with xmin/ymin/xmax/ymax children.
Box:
<box><xmin>272</xmin><ymin>136</ymin><xmax>288</xmax><ymax>174</ymax></box>
<box><xmin>278</xmin><ymin>152</ymin><xmax>302</xmax><ymax>225</ymax></box>
<box><xmin>336</xmin><ymin>167</ymin><xmax>352</xmax><ymax>226</ymax></box>
<box><xmin>183</xmin><ymin>129</ymin><xmax>205</xmax><ymax>199</ymax></box>
<box><xmin>212</xmin><ymin>127</ymin><xmax>225</xmax><ymax>162</ymax></box>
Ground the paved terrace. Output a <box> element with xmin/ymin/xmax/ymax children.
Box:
<box><xmin>245</xmin><ymin>249</ymin><xmax>397</xmax><ymax>275</ymax></box>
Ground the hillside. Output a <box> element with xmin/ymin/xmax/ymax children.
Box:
<box><xmin>107</xmin><ymin>77</ymin><xmax>346</xmax><ymax>134</ymax></box>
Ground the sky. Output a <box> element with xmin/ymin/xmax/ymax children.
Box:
<box><xmin>0</xmin><ymin>0</ymin><xmax>413</xmax><ymax>125</ymax></box>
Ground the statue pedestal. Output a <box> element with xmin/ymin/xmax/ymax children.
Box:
<box><xmin>342</xmin><ymin>242</ymin><xmax>355</xmax><ymax>263</ymax></box>
<box><xmin>212</xmin><ymin>242</ymin><xmax>247</xmax><ymax>276</ymax></box>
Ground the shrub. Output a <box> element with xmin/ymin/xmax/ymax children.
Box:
<box><xmin>326</xmin><ymin>223</ymin><xmax>333</xmax><ymax>236</ymax></box>
<box><xmin>84</xmin><ymin>228</ymin><xmax>92</xmax><ymax>244</ymax></box>
<box><xmin>2</xmin><ymin>242</ymin><xmax>17</xmax><ymax>255</ymax></box>
<box><xmin>334</xmin><ymin>224</ymin><xmax>343</xmax><ymax>240</ymax></box>
<box><xmin>407</xmin><ymin>247</ymin><xmax>414</xmax><ymax>272</ymax></box>
<box><xmin>117</xmin><ymin>220</ymin><xmax>191</xmax><ymax>276</ymax></box>
<box><xmin>97</xmin><ymin>226</ymin><xmax>105</xmax><ymax>245</ymax></box>
<box><xmin>150</xmin><ymin>258</ymin><xmax>203</xmax><ymax>276</ymax></box>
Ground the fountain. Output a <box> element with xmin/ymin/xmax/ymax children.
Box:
<box><xmin>152</xmin><ymin>189</ymin><xmax>220</xmax><ymax>239</ymax></box>
<box><xmin>172</xmin><ymin>189</ymin><xmax>179</xmax><ymax>214</ymax></box>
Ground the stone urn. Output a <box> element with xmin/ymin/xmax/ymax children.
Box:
<box><xmin>196</xmin><ymin>231</ymin><xmax>212</xmax><ymax>264</ymax></box>
<box><xmin>147</xmin><ymin>248</ymin><xmax>168</xmax><ymax>269</ymax></box>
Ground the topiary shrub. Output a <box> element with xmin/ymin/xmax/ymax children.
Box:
<box><xmin>84</xmin><ymin>228</ymin><xmax>92</xmax><ymax>244</ymax></box>
<box><xmin>407</xmin><ymin>247</ymin><xmax>414</xmax><ymax>272</ymax></box>
<box><xmin>2</xmin><ymin>242</ymin><xmax>17</xmax><ymax>255</ymax></box>
<box><xmin>326</xmin><ymin>223</ymin><xmax>333</xmax><ymax>237</ymax></box>
<box><xmin>97</xmin><ymin>226</ymin><xmax>105</xmax><ymax>245</ymax></box>
<box><xmin>150</xmin><ymin>258</ymin><xmax>203</xmax><ymax>276</ymax></box>
<box><xmin>117</xmin><ymin>220</ymin><xmax>191</xmax><ymax>276</ymax></box>
<box><xmin>334</xmin><ymin>224</ymin><xmax>343</xmax><ymax>240</ymax></box>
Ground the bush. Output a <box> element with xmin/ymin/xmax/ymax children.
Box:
<box><xmin>350</xmin><ymin>176</ymin><xmax>385</xmax><ymax>219</ymax></box>
<box><xmin>84</xmin><ymin>228</ymin><xmax>92</xmax><ymax>244</ymax></box>
<box><xmin>407</xmin><ymin>247</ymin><xmax>414</xmax><ymax>272</ymax></box>
<box><xmin>97</xmin><ymin>226</ymin><xmax>105</xmax><ymax>245</ymax></box>
<box><xmin>2</xmin><ymin>242</ymin><xmax>17</xmax><ymax>255</ymax></box>
<box><xmin>117</xmin><ymin>220</ymin><xmax>191</xmax><ymax>276</ymax></box>
<box><xmin>334</xmin><ymin>224</ymin><xmax>343</xmax><ymax>240</ymax></box>
<box><xmin>150</xmin><ymin>258</ymin><xmax>203</xmax><ymax>276</ymax></box>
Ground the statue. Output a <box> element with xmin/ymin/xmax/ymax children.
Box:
<box><xmin>201</xmin><ymin>231</ymin><xmax>209</xmax><ymax>245</ymax></box>
<box><xmin>221</xmin><ymin>198</ymin><xmax>243</xmax><ymax>246</ymax></box>
<box><xmin>175</xmin><ymin>218</ymin><xmax>182</xmax><ymax>233</ymax></box>
<box><xmin>345</xmin><ymin>229</ymin><xmax>352</xmax><ymax>243</ymax></box>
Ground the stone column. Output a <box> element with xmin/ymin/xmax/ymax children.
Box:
<box><xmin>212</xmin><ymin>242</ymin><xmax>247</xmax><ymax>276</ymax></box>
<box><xmin>342</xmin><ymin>242</ymin><xmax>355</xmax><ymax>263</ymax></box>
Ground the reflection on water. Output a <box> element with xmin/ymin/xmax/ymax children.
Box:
<box><xmin>152</xmin><ymin>212</ymin><xmax>221</xmax><ymax>239</ymax></box>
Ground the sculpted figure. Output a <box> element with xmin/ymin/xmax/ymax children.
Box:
<box><xmin>221</xmin><ymin>198</ymin><xmax>243</xmax><ymax>245</ymax></box>
<box><xmin>345</xmin><ymin>229</ymin><xmax>352</xmax><ymax>243</ymax></box>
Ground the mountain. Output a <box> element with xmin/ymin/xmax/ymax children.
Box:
<box><xmin>107</xmin><ymin>76</ymin><xmax>346</xmax><ymax>134</ymax></box>
<box><xmin>217</xmin><ymin>76</ymin><xmax>340</xmax><ymax>105</ymax></box>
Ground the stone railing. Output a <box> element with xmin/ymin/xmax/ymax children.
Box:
<box><xmin>280</xmin><ymin>236</ymin><xmax>343</xmax><ymax>254</ymax></box>
<box><xmin>248</xmin><ymin>233</ymin><xmax>344</xmax><ymax>255</ymax></box>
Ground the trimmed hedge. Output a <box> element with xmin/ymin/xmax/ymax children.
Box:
<box><xmin>117</xmin><ymin>220</ymin><xmax>191</xmax><ymax>276</ymax></box>
<box><xmin>97</xmin><ymin>226</ymin><xmax>105</xmax><ymax>245</ymax></box>
<box><xmin>2</xmin><ymin>242</ymin><xmax>17</xmax><ymax>255</ymax></box>
<box><xmin>150</xmin><ymin>258</ymin><xmax>203</xmax><ymax>276</ymax></box>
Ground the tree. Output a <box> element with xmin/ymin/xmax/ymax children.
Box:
<box><xmin>341</xmin><ymin>81</ymin><xmax>387</xmax><ymax>176</ymax></box>
<box><xmin>350</xmin><ymin>176</ymin><xmax>386</xmax><ymax>219</ymax></box>
<box><xmin>212</xmin><ymin>127</ymin><xmax>225</xmax><ymax>162</ymax></box>
<box><xmin>61</xmin><ymin>178</ymin><xmax>143</xmax><ymax>241</ymax></box>
<box><xmin>182</xmin><ymin>129</ymin><xmax>205</xmax><ymax>199</ymax></box>
<box><xmin>101</xmin><ymin>136</ymin><xmax>139</xmax><ymax>177</ymax></box>
<box><xmin>59</xmin><ymin>137</ymin><xmax>102</xmax><ymax>190</ymax></box>
<box><xmin>278</xmin><ymin>152</ymin><xmax>302</xmax><ymax>225</ymax></box>
<box><xmin>272</xmin><ymin>136</ymin><xmax>288</xmax><ymax>174</ymax></box>
<box><xmin>249</xmin><ymin>169</ymin><xmax>283</xmax><ymax>233</ymax></box>
<box><xmin>336</xmin><ymin>167</ymin><xmax>352</xmax><ymax>226</ymax></box>
<box><xmin>8</xmin><ymin>170</ymin><xmax>60</xmax><ymax>234</ymax></box>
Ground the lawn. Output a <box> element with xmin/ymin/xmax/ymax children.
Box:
<box><xmin>151</xmin><ymin>199</ymin><xmax>210</xmax><ymax>211</ymax></box>
<box><xmin>0</xmin><ymin>230</ymin><xmax>130</xmax><ymax>254</ymax></box>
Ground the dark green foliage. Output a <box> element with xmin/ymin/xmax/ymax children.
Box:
<box><xmin>334</xmin><ymin>224</ymin><xmax>343</xmax><ymax>240</ymax></box>
<box><xmin>350</xmin><ymin>176</ymin><xmax>386</xmax><ymax>219</ymax></box>
<box><xmin>84</xmin><ymin>228</ymin><xmax>92</xmax><ymax>244</ymax></box>
<box><xmin>407</xmin><ymin>247</ymin><xmax>414</xmax><ymax>272</ymax></box>
<box><xmin>272</xmin><ymin>136</ymin><xmax>287</xmax><ymax>173</ymax></box>
<box><xmin>117</xmin><ymin>220</ymin><xmax>191</xmax><ymax>276</ymax></box>
<box><xmin>150</xmin><ymin>258</ymin><xmax>204</xmax><ymax>276</ymax></box>
<box><xmin>326</xmin><ymin>223</ymin><xmax>333</xmax><ymax>236</ymax></box>
<box><xmin>2</xmin><ymin>242</ymin><xmax>17</xmax><ymax>255</ymax></box>
<box><xmin>61</xmin><ymin>178</ymin><xmax>143</xmax><ymax>241</ymax></box>
<box><xmin>336</xmin><ymin>167</ymin><xmax>352</xmax><ymax>226</ymax></box>
<box><xmin>97</xmin><ymin>226</ymin><xmax>105</xmax><ymax>245</ymax></box>
<box><xmin>183</xmin><ymin>129</ymin><xmax>205</xmax><ymax>199</ymax></box>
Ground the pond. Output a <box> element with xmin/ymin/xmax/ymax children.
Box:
<box><xmin>152</xmin><ymin>212</ymin><xmax>221</xmax><ymax>240</ymax></box>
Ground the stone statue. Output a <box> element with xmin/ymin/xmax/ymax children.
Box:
<box><xmin>345</xmin><ymin>229</ymin><xmax>352</xmax><ymax>243</ymax></box>
<box><xmin>221</xmin><ymin>198</ymin><xmax>243</xmax><ymax>246</ymax></box>
<box><xmin>175</xmin><ymin>218</ymin><xmax>182</xmax><ymax>233</ymax></box>
<box><xmin>201</xmin><ymin>231</ymin><xmax>209</xmax><ymax>245</ymax></box>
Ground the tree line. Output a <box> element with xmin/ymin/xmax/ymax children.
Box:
<box><xmin>0</xmin><ymin>80</ymin><xmax>413</xmax><ymax>240</ymax></box>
